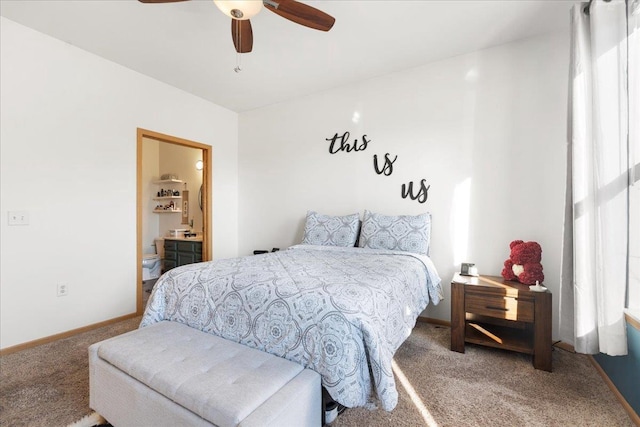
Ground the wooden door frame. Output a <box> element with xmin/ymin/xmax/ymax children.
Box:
<box><xmin>136</xmin><ymin>128</ymin><xmax>213</xmax><ymax>314</ymax></box>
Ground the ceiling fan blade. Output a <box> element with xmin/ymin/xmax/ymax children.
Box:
<box><xmin>232</xmin><ymin>19</ymin><xmax>253</xmax><ymax>53</ymax></box>
<box><xmin>138</xmin><ymin>0</ymin><xmax>190</xmax><ymax>3</ymax></box>
<box><xmin>264</xmin><ymin>0</ymin><xmax>335</xmax><ymax>32</ymax></box>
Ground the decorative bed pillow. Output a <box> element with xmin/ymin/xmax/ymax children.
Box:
<box><xmin>358</xmin><ymin>210</ymin><xmax>431</xmax><ymax>255</ymax></box>
<box><xmin>301</xmin><ymin>211</ymin><xmax>360</xmax><ymax>247</ymax></box>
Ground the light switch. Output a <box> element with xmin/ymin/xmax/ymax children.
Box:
<box><xmin>8</xmin><ymin>211</ymin><xmax>29</xmax><ymax>226</ymax></box>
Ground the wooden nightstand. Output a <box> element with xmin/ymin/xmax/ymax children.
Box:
<box><xmin>451</xmin><ymin>274</ymin><xmax>552</xmax><ymax>372</ymax></box>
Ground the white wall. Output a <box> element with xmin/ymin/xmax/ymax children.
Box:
<box><xmin>142</xmin><ymin>139</ymin><xmax>160</xmax><ymax>254</ymax></box>
<box><xmin>239</xmin><ymin>32</ymin><xmax>569</xmax><ymax>337</ymax></box>
<box><xmin>0</xmin><ymin>17</ymin><xmax>239</xmax><ymax>350</ymax></box>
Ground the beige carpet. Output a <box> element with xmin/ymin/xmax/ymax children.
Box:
<box><xmin>334</xmin><ymin>323</ymin><xmax>634</xmax><ymax>426</ymax></box>
<box><xmin>0</xmin><ymin>316</ymin><xmax>141</xmax><ymax>427</ymax></box>
<box><xmin>0</xmin><ymin>318</ymin><xmax>634</xmax><ymax>427</ymax></box>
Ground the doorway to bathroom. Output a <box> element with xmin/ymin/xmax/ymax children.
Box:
<box><xmin>136</xmin><ymin>128</ymin><xmax>212</xmax><ymax>314</ymax></box>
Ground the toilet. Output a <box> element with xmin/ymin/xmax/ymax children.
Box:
<box><xmin>142</xmin><ymin>238</ymin><xmax>164</xmax><ymax>281</ymax></box>
<box><xmin>142</xmin><ymin>254</ymin><xmax>161</xmax><ymax>281</ymax></box>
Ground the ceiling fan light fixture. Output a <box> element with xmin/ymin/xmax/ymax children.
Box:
<box><xmin>213</xmin><ymin>0</ymin><xmax>263</xmax><ymax>20</ymax></box>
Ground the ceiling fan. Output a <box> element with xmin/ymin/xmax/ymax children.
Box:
<box><xmin>138</xmin><ymin>0</ymin><xmax>335</xmax><ymax>54</ymax></box>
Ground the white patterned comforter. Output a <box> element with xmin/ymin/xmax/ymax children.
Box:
<box><xmin>140</xmin><ymin>245</ymin><xmax>442</xmax><ymax>411</ymax></box>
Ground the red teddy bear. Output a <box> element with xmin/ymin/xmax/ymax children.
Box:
<box><xmin>501</xmin><ymin>240</ymin><xmax>544</xmax><ymax>285</ymax></box>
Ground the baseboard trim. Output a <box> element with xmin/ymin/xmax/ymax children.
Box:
<box><xmin>0</xmin><ymin>312</ymin><xmax>139</xmax><ymax>356</ymax></box>
<box><xmin>553</xmin><ymin>341</ymin><xmax>576</xmax><ymax>353</ymax></box>
<box><xmin>588</xmin><ymin>355</ymin><xmax>640</xmax><ymax>426</ymax></box>
<box><xmin>625</xmin><ymin>311</ymin><xmax>640</xmax><ymax>331</ymax></box>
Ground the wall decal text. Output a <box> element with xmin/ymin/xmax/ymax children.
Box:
<box><xmin>373</xmin><ymin>153</ymin><xmax>398</xmax><ymax>176</ymax></box>
<box><xmin>401</xmin><ymin>179</ymin><xmax>431</xmax><ymax>204</ymax></box>
<box><xmin>322</xmin><ymin>131</ymin><xmax>431</xmax><ymax>204</ymax></box>
<box><xmin>325</xmin><ymin>132</ymin><xmax>371</xmax><ymax>154</ymax></box>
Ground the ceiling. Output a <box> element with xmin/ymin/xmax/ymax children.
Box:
<box><xmin>0</xmin><ymin>0</ymin><xmax>577</xmax><ymax>112</ymax></box>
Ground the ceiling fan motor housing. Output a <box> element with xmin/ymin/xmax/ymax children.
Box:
<box><xmin>213</xmin><ymin>0</ymin><xmax>263</xmax><ymax>20</ymax></box>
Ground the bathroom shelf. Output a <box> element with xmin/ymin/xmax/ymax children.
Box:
<box><xmin>154</xmin><ymin>179</ymin><xmax>183</xmax><ymax>184</ymax></box>
<box><xmin>153</xmin><ymin>178</ymin><xmax>183</xmax><ymax>212</ymax></box>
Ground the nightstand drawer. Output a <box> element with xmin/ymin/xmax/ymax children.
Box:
<box><xmin>465</xmin><ymin>293</ymin><xmax>534</xmax><ymax>322</ymax></box>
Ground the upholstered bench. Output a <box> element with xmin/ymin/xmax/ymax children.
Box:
<box><xmin>89</xmin><ymin>321</ymin><xmax>321</xmax><ymax>427</ymax></box>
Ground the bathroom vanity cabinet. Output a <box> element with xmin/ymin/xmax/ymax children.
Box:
<box><xmin>163</xmin><ymin>238</ymin><xmax>202</xmax><ymax>272</ymax></box>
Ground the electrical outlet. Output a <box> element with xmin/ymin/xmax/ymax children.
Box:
<box><xmin>8</xmin><ymin>211</ymin><xmax>29</xmax><ymax>226</ymax></box>
<box><xmin>57</xmin><ymin>283</ymin><xmax>69</xmax><ymax>297</ymax></box>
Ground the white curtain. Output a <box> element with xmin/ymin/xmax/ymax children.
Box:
<box><xmin>561</xmin><ymin>0</ymin><xmax>639</xmax><ymax>356</ymax></box>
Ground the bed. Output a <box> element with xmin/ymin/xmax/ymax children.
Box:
<box><xmin>140</xmin><ymin>210</ymin><xmax>442</xmax><ymax>411</ymax></box>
